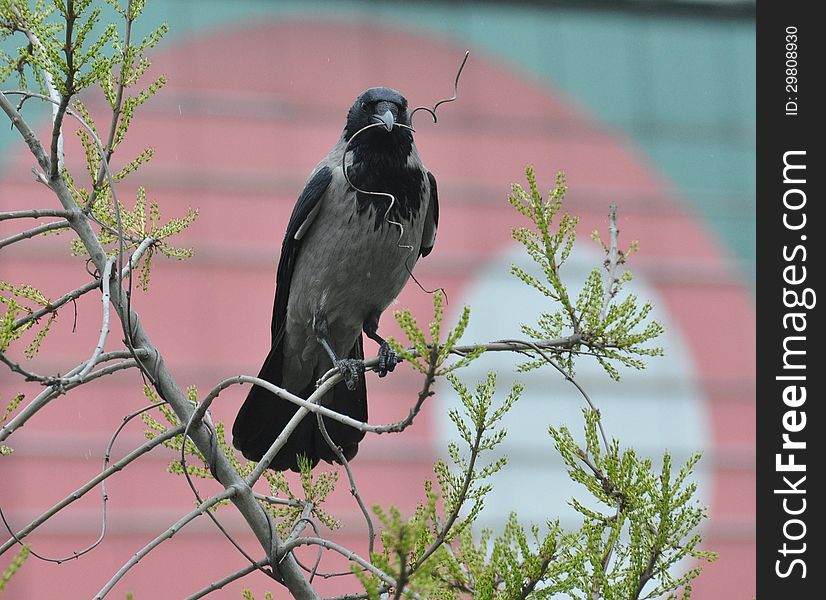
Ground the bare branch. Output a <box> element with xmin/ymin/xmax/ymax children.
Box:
<box><xmin>0</xmin><ymin>354</ymin><xmax>144</xmax><ymax>442</ymax></box>
<box><xmin>244</xmin><ymin>374</ymin><xmax>341</xmax><ymax>486</ymax></box>
<box><xmin>93</xmin><ymin>486</ymin><xmax>239</xmax><ymax>599</ymax></box>
<box><xmin>284</xmin><ymin>502</ymin><xmax>316</xmax><ymax>545</ymax></box>
<box><xmin>501</xmin><ymin>338</ymin><xmax>610</xmax><ymax>452</ymax></box>
<box><xmin>600</xmin><ymin>203</ymin><xmax>620</xmax><ymax>322</ymax></box>
<box><xmin>177</xmin><ymin>392</ymin><xmax>280</xmax><ymax>582</ymax></box>
<box><xmin>183</xmin><ymin>559</ymin><xmax>270</xmax><ymax>600</ymax></box>
<box><xmin>9</xmin><ymin>233</ymin><xmax>155</xmax><ymax>331</ymax></box>
<box><xmin>0</xmin><ymin>352</ymin><xmax>55</xmax><ymax>383</ymax></box>
<box><xmin>316</xmin><ymin>413</ymin><xmax>375</xmax><ymax>555</ymax></box>
<box><xmin>364</xmin><ymin>344</ymin><xmax>438</xmax><ymax>435</ymax></box>
<box><xmin>0</xmin><ymin>209</ymin><xmax>73</xmax><ymax>221</ymax></box>
<box><xmin>1</xmin><ymin>403</ymin><xmax>177</xmax><ymax>564</ymax></box>
<box><xmin>323</xmin><ymin>591</ymin><xmax>388</xmax><ymax>600</ymax></box>
<box><xmin>13</xmin><ymin>279</ymin><xmax>98</xmax><ymax>331</ymax></box>
<box><xmin>281</xmin><ymin>537</ymin><xmax>402</xmax><ymax>593</ymax></box>
<box><xmin>0</xmin><ymin>219</ymin><xmax>71</xmax><ymax>249</ymax></box>
<box><xmin>61</xmin><ymin>257</ymin><xmax>115</xmax><ymax>384</ymax></box>
<box><xmin>253</xmin><ymin>493</ymin><xmax>308</xmax><ymax>509</ymax></box>
<box><xmin>205</xmin><ymin>334</ymin><xmax>582</xmax><ymax>443</ymax></box>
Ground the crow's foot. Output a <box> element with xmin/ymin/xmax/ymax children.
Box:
<box><xmin>336</xmin><ymin>358</ymin><xmax>364</xmax><ymax>391</ymax></box>
<box><xmin>376</xmin><ymin>341</ymin><xmax>399</xmax><ymax>378</ymax></box>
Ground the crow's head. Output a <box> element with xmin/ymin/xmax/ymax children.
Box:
<box><xmin>343</xmin><ymin>87</ymin><xmax>411</xmax><ymax>142</ymax></box>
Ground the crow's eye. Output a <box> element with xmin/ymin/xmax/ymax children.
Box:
<box><xmin>361</xmin><ymin>102</ymin><xmax>369</xmax><ymax>112</ymax></box>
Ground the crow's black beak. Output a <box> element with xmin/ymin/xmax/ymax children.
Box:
<box><xmin>372</xmin><ymin>109</ymin><xmax>395</xmax><ymax>132</ymax></box>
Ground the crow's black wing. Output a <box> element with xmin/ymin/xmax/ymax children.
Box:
<box><xmin>232</xmin><ymin>165</ymin><xmax>333</xmax><ymax>466</ymax></box>
<box><xmin>271</xmin><ymin>165</ymin><xmax>334</xmax><ymax>344</ymax></box>
<box><xmin>420</xmin><ymin>171</ymin><xmax>439</xmax><ymax>258</ymax></box>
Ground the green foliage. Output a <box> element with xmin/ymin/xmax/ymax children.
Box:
<box><xmin>1</xmin><ymin>1</ymin><xmax>58</xmax><ymax>89</ymax></box>
<box><xmin>0</xmin><ymin>544</ymin><xmax>29</xmax><ymax>593</ymax></box>
<box><xmin>274</xmin><ymin>458</ymin><xmax>341</xmax><ymax>536</ymax></box>
<box><xmin>69</xmin><ymin>183</ymin><xmax>199</xmax><ymax>291</ymax></box>
<box><xmin>1</xmin><ymin>0</ymin><xmax>115</xmax><ymax>95</ymax></box>
<box><xmin>140</xmin><ymin>384</ymin><xmax>209</xmax><ymax>475</ymax></box>
<box><xmin>0</xmin><ymin>281</ymin><xmax>56</xmax><ymax>357</ymax></box>
<box><xmin>240</xmin><ymin>590</ymin><xmax>273</xmax><ymax>600</ymax></box>
<box><xmin>437</xmin><ymin>372</ymin><xmax>519</xmax><ymax>531</ymax></box>
<box><xmin>390</xmin><ymin>289</ymin><xmax>484</xmax><ymax>375</ymax></box>
<box><xmin>358</xmin><ymin>167</ymin><xmax>710</xmax><ymax>599</ymax></box>
<box><xmin>360</xmin><ymin>377</ymin><xmax>712</xmax><ymax>599</ymax></box>
<box><xmin>2</xmin><ymin>1</ymin><xmax>196</xmax><ymax>293</ymax></box>
<box><xmin>141</xmin><ymin>387</ymin><xmax>340</xmax><ymax>537</ymax></box>
<box><xmin>447</xmin><ymin>513</ymin><xmax>574</xmax><ymax>599</ymax></box>
<box><xmin>550</xmin><ymin>412</ymin><xmax>716</xmax><ymax>599</ymax></box>
<box><xmin>363</xmin><ymin>372</ymin><xmax>525</xmax><ymax>599</ymax></box>
<box><xmin>509</xmin><ymin>166</ymin><xmax>664</xmax><ymax>380</ymax></box>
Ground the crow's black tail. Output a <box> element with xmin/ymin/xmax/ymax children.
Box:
<box><xmin>232</xmin><ymin>338</ymin><xmax>368</xmax><ymax>472</ymax></box>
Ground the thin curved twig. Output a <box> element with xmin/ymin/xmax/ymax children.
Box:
<box><xmin>280</xmin><ymin>537</ymin><xmax>402</xmax><ymax>594</ymax></box>
<box><xmin>65</xmin><ymin>256</ymin><xmax>115</xmax><ymax>383</ymax></box>
<box><xmin>315</xmin><ymin>413</ymin><xmax>375</xmax><ymax>555</ymax></box>
<box><xmin>0</xmin><ymin>424</ymin><xmax>183</xmax><ymax>557</ymax></box>
<box><xmin>496</xmin><ymin>338</ymin><xmax>610</xmax><ymax>452</ymax></box>
<box><xmin>0</xmin><ymin>402</ymin><xmax>174</xmax><ymax>562</ymax></box>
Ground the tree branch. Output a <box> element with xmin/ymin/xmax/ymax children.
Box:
<box><xmin>47</xmin><ymin>0</ymin><xmax>76</xmax><ymax>181</ymax></box>
<box><xmin>316</xmin><ymin>413</ymin><xmax>375</xmax><ymax>555</ymax></box>
<box><xmin>183</xmin><ymin>559</ymin><xmax>270</xmax><ymax>600</ymax></box>
<box><xmin>600</xmin><ymin>203</ymin><xmax>620</xmax><ymax>322</ymax></box>
<box><xmin>0</xmin><ymin>354</ymin><xmax>145</xmax><ymax>442</ymax></box>
<box><xmin>410</xmin><ymin>404</ymin><xmax>482</xmax><ymax>573</ymax></box>
<box><xmin>60</xmin><ymin>256</ymin><xmax>115</xmax><ymax>384</ymax></box>
<box><xmin>281</xmin><ymin>537</ymin><xmax>402</xmax><ymax>594</ymax></box>
<box><xmin>13</xmin><ymin>277</ymin><xmax>97</xmax><ymax>332</ymax></box>
<box><xmin>4</xmin><ymin>82</ymin><xmax>320</xmax><ymax>600</ymax></box>
<box><xmin>0</xmin><ymin>425</ymin><xmax>184</xmax><ymax>557</ymax></box>
<box><xmin>84</xmin><ymin>0</ymin><xmax>134</xmax><ymax>213</ymax></box>
<box><xmin>0</xmin><ymin>209</ymin><xmax>73</xmax><ymax>221</ymax></box>
<box><xmin>93</xmin><ymin>486</ymin><xmax>239</xmax><ymax>599</ymax></box>
<box><xmin>0</xmin><ymin>219</ymin><xmax>71</xmax><ymax>250</ymax></box>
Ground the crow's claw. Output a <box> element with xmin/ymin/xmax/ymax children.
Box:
<box><xmin>336</xmin><ymin>358</ymin><xmax>364</xmax><ymax>391</ymax></box>
<box><xmin>376</xmin><ymin>341</ymin><xmax>399</xmax><ymax>378</ymax></box>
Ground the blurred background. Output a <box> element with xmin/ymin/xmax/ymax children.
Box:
<box><xmin>1</xmin><ymin>0</ymin><xmax>755</xmax><ymax>598</ymax></box>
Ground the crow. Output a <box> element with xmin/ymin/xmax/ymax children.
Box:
<box><xmin>232</xmin><ymin>87</ymin><xmax>438</xmax><ymax>472</ymax></box>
